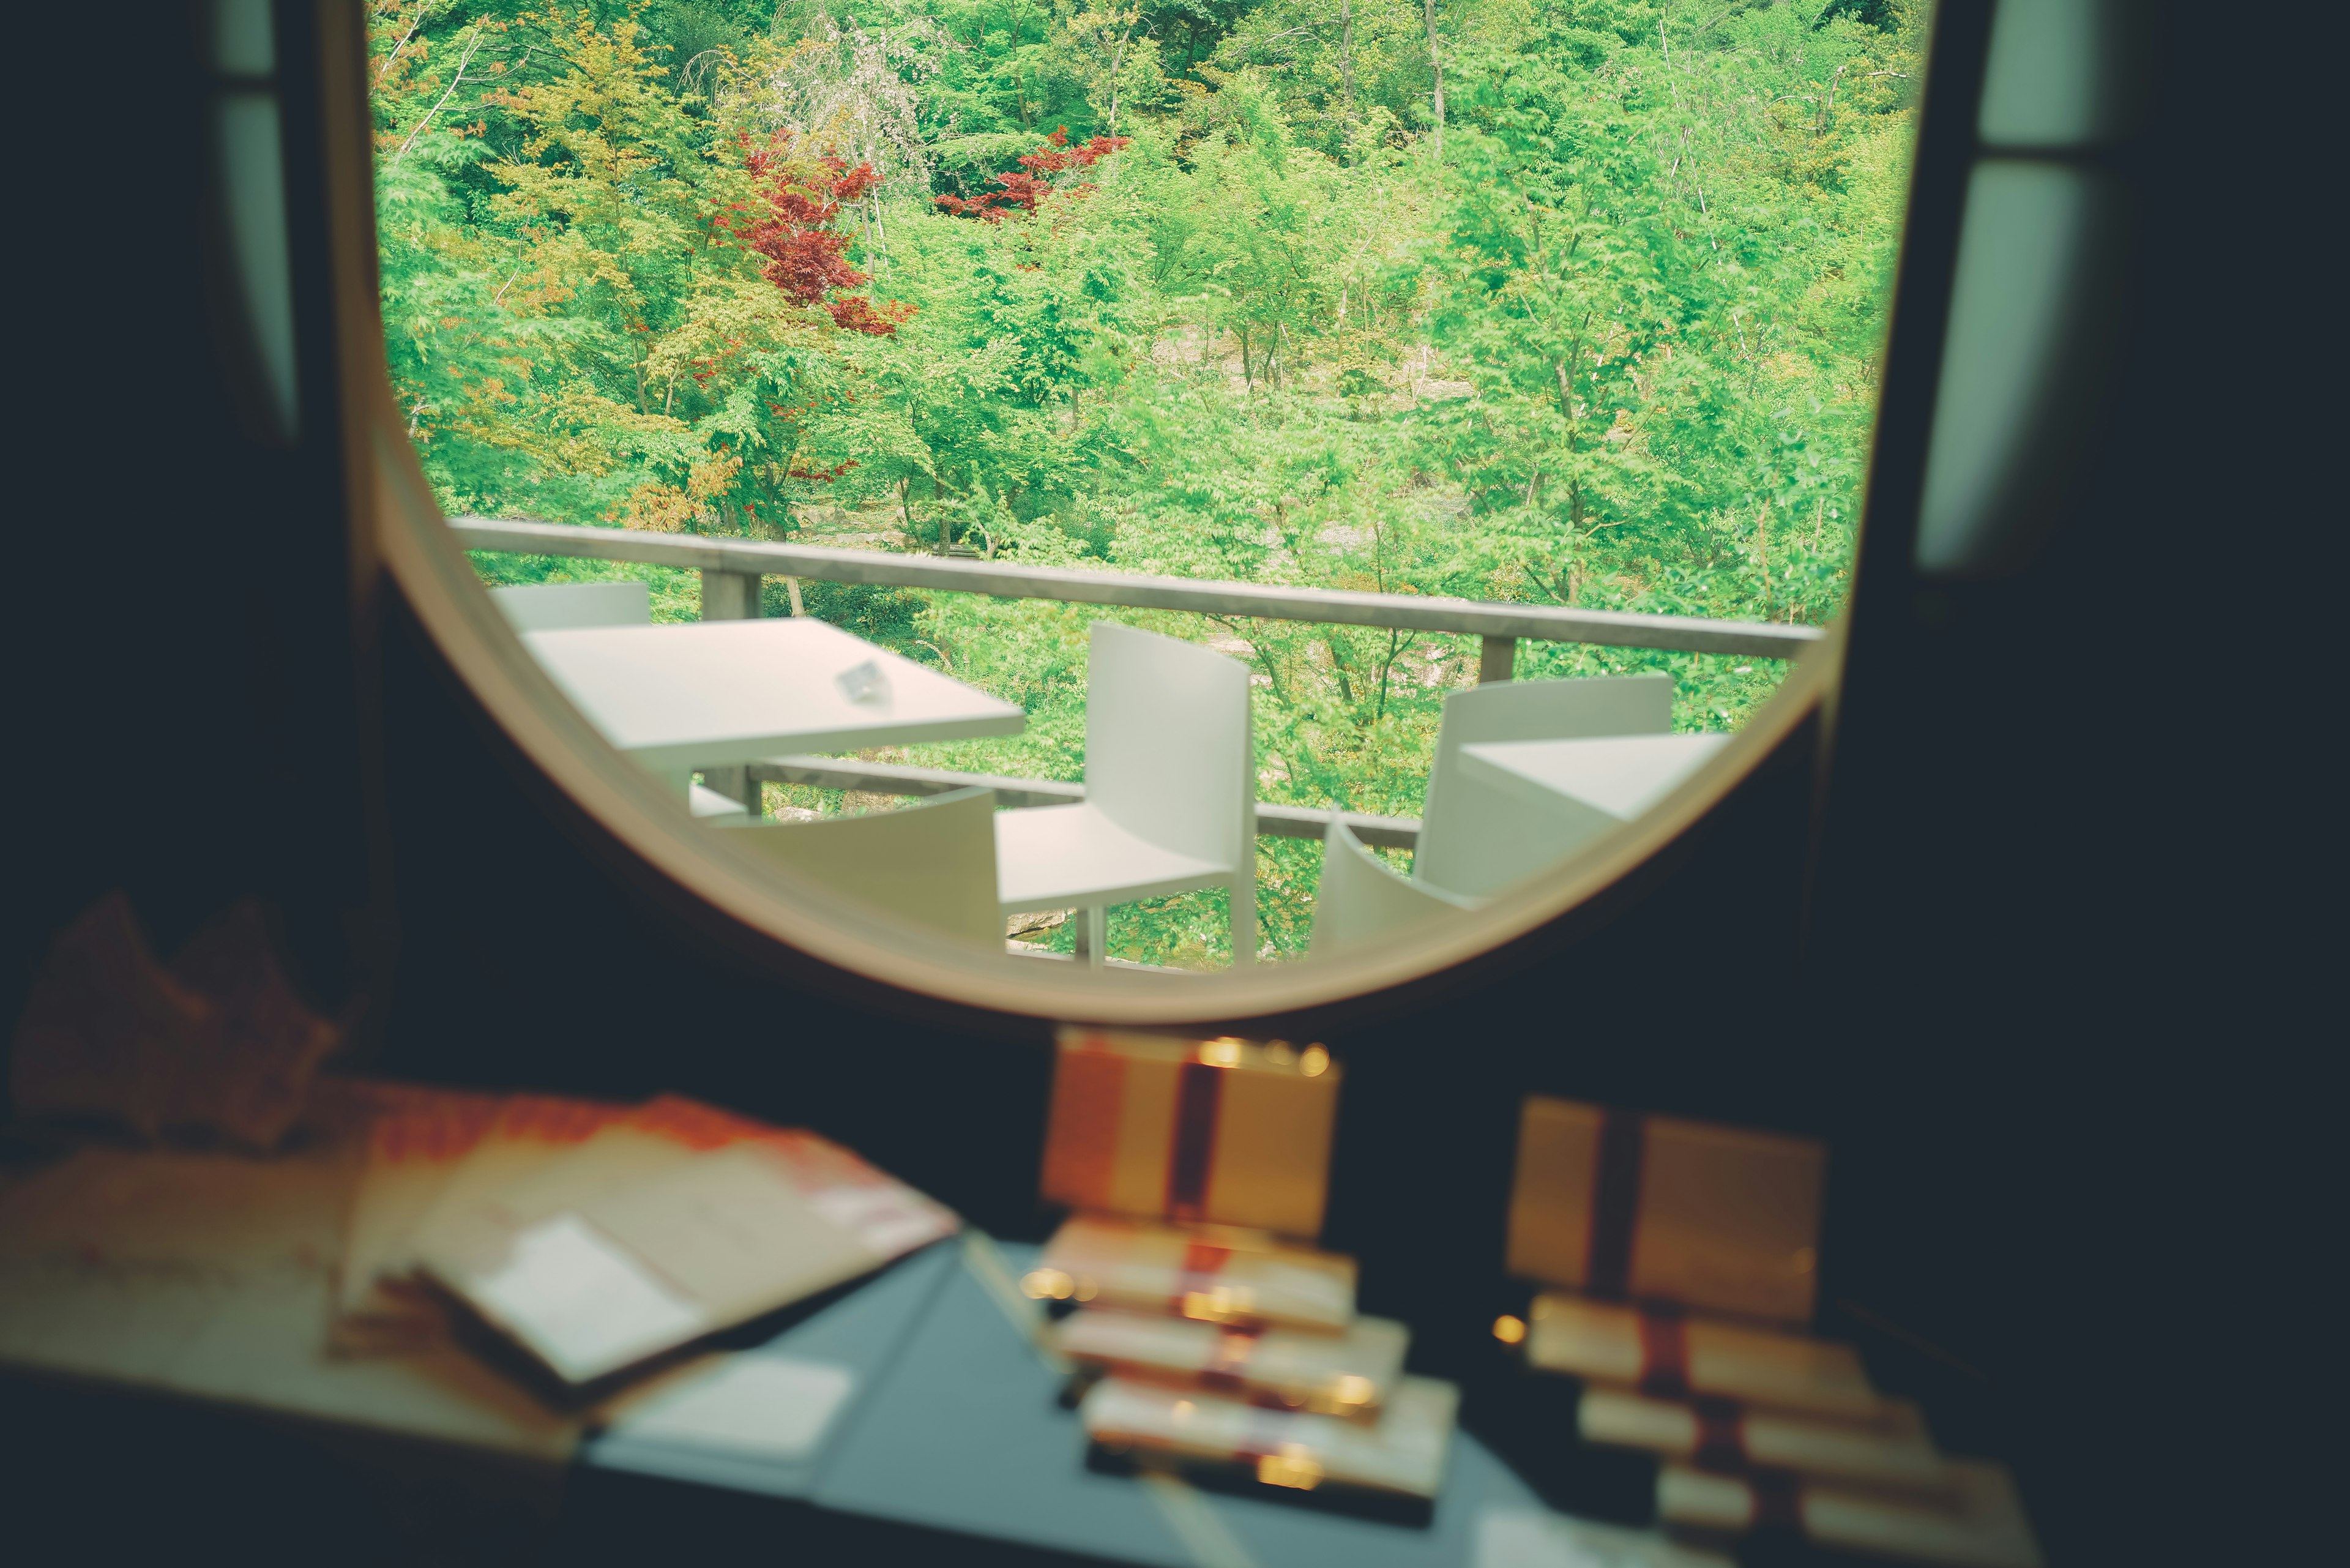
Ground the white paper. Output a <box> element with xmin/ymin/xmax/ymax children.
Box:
<box><xmin>466</xmin><ymin>1212</ymin><xmax>707</xmax><ymax>1383</ymax></box>
<box><xmin>607</xmin><ymin>1355</ymin><xmax>857</xmax><ymax>1463</ymax></box>
<box><xmin>1477</xmin><ymin>1507</ymin><xmax>1735</xmax><ymax>1568</ymax></box>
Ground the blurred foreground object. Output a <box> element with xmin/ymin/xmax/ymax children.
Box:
<box><xmin>1053</xmin><ymin>1307</ymin><xmax>1409</xmax><ymax>1418</ymax></box>
<box><xmin>1495</xmin><ymin>1093</ymin><xmax>2041</xmax><ymax>1568</ymax></box>
<box><xmin>331</xmin><ymin>1083</ymin><xmax>510</xmax><ymax>1353</ymax></box>
<box><xmin>1577</xmin><ymin>1386</ymin><xmax>1949</xmax><ymax>1492</ymax></box>
<box><xmin>335</xmin><ymin>1089</ymin><xmax>957</xmax><ymax>1387</ymax></box>
<box><xmin>1040</xmin><ymin>1028</ymin><xmax>1338</xmax><ymax>1238</ymax></box>
<box><xmin>1657</xmin><ymin>1458</ymin><xmax>2041</xmax><ymax>1568</ymax></box>
<box><xmin>1507</xmin><ymin>1096</ymin><xmax>1823</xmax><ymax>1325</ymax></box>
<box><xmin>0</xmin><ymin>1078</ymin><xmax>583</xmax><ymax>1461</ymax></box>
<box><xmin>1028</xmin><ymin>1024</ymin><xmax>1466</xmax><ymax>1528</ymax></box>
<box><xmin>1082</xmin><ymin>1373</ymin><xmax>1459</xmax><ymax>1520</ymax></box>
<box><xmin>1029</xmin><ymin>1215</ymin><xmax>1356</xmax><ymax>1334</ymax></box>
<box><xmin>10</xmin><ymin>894</ymin><xmax>340</xmax><ymax>1148</ymax></box>
<box><xmin>1526</xmin><ymin>1294</ymin><xmax>1880</xmax><ymax>1417</ymax></box>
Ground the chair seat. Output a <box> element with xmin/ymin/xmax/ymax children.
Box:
<box><xmin>688</xmin><ymin>783</ymin><xmax>750</xmax><ymax>821</ymax></box>
<box><xmin>994</xmin><ymin>803</ymin><xmax>1233</xmax><ymax>911</ymax></box>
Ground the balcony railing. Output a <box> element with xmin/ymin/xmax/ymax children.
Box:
<box><xmin>452</xmin><ymin>515</ymin><xmax>1825</xmax><ymax>851</ymax></box>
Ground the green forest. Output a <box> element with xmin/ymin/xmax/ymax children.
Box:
<box><xmin>373</xmin><ymin>0</ymin><xmax>1923</xmax><ymax>966</ymax></box>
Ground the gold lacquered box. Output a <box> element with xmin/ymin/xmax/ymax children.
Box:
<box><xmin>1507</xmin><ymin>1096</ymin><xmax>1824</xmax><ymax>1324</ymax></box>
<box><xmin>1040</xmin><ymin>1028</ymin><xmax>1340</xmax><ymax>1240</ymax></box>
<box><xmin>1028</xmin><ymin>1214</ymin><xmax>1357</xmax><ymax>1335</ymax></box>
<box><xmin>1053</xmin><ymin>1309</ymin><xmax>1408</xmax><ymax>1418</ymax></box>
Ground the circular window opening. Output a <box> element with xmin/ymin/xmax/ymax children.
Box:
<box><xmin>365</xmin><ymin>4</ymin><xmax>1919</xmax><ymax>1018</ymax></box>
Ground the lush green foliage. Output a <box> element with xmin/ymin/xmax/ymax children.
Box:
<box><xmin>372</xmin><ymin>0</ymin><xmax>1923</xmax><ymax>967</ymax></box>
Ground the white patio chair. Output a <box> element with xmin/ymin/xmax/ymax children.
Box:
<box><xmin>994</xmin><ymin>622</ymin><xmax>1255</xmax><ymax>969</ymax></box>
<box><xmin>1310</xmin><ymin>816</ymin><xmax>1482</xmax><ymax>957</ymax></box>
<box><xmin>490</xmin><ymin>580</ymin><xmax>651</xmax><ymax>631</ymax></box>
<box><xmin>1414</xmin><ymin>674</ymin><xmax>1674</xmax><ymax>898</ymax></box>
<box><xmin>491</xmin><ymin>580</ymin><xmax>744</xmax><ymax>818</ymax></box>
<box><xmin>723</xmin><ymin>786</ymin><xmax>1002</xmax><ymax>946</ymax></box>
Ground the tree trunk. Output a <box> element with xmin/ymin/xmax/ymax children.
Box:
<box><xmin>1340</xmin><ymin>0</ymin><xmax>1357</xmax><ymax>145</ymax></box>
<box><xmin>1107</xmin><ymin>24</ymin><xmax>1130</xmax><ymax>136</ymax></box>
<box><xmin>1324</xmin><ymin>634</ymin><xmax>1359</xmax><ymax>708</ymax></box>
<box><xmin>1423</xmin><ymin>0</ymin><xmax>1445</xmax><ymax>162</ymax></box>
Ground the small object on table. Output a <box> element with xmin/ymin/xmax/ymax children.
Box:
<box><xmin>1524</xmin><ymin>1292</ymin><xmax>1882</xmax><ymax>1419</ymax></box>
<box><xmin>1040</xmin><ymin>1027</ymin><xmax>1340</xmax><ymax>1239</ymax></box>
<box><xmin>1657</xmin><ymin>1457</ymin><xmax>2043</xmax><ymax>1568</ymax></box>
<box><xmin>1028</xmin><ymin>1214</ymin><xmax>1357</xmax><ymax>1335</ymax></box>
<box><xmin>165</xmin><ymin>900</ymin><xmax>345</xmax><ymax>1146</ymax></box>
<box><xmin>1576</xmin><ymin>1386</ymin><xmax>1951</xmax><ymax>1493</ymax></box>
<box><xmin>11</xmin><ymin>892</ymin><xmax>341</xmax><ymax>1150</ymax></box>
<box><xmin>835</xmin><ymin>657</ymin><xmax>890</xmax><ymax>705</ymax></box>
<box><xmin>1507</xmin><ymin>1094</ymin><xmax>1824</xmax><ymax>1324</ymax></box>
<box><xmin>1052</xmin><ymin>1308</ymin><xmax>1409</xmax><ymax>1418</ymax></box>
<box><xmin>1081</xmin><ymin>1372</ymin><xmax>1460</xmax><ymax>1520</ymax></box>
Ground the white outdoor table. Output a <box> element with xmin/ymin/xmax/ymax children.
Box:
<box><xmin>522</xmin><ymin>619</ymin><xmax>1024</xmax><ymax>787</ymax></box>
<box><xmin>1456</xmin><ymin>733</ymin><xmax>1731</xmax><ymax>845</ymax></box>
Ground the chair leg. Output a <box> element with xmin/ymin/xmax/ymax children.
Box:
<box><xmin>1075</xmin><ymin>905</ymin><xmax>1107</xmax><ymax>969</ymax></box>
<box><xmin>1228</xmin><ymin>872</ymin><xmax>1257</xmax><ymax>969</ymax></box>
<box><xmin>703</xmin><ymin>763</ymin><xmax>758</xmax><ymax>814</ymax></box>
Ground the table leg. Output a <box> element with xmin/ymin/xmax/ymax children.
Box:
<box><xmin>1075</xmin><ymin>906</ymin><xmax>1106</xmax><ymax>969</ymax></box>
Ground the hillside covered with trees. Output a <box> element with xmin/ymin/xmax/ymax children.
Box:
<box><xmin>373</xmin><ymin>0</ymin><xmax>1925</xmax><ymax>964</ymax></box>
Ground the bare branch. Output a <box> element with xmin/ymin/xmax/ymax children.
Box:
<box><xmin>389</xmin><ymin>21</ymin><xmax>487</xmax><ymax>170</ymax></box>
<box><xmin>376</xmin><ymin>0</ymin><xmax>429</xmax><ymax>85</ymax></box>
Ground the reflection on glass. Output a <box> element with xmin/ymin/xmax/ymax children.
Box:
<box><xmin>207</xmin><ymin>0</ymin><xmax>275</xmax><ymax>76</ymax></box>
<box><xmin>215</xmin><ymin>91</ymin><xmax>299</xmax><ymax>443</ymax></box>
<box><xmin>1914</xmin><ymin>162</ymin><xmax>2116</xmax><ymax>577</ymax></box>
<box><xmin>373</xmin><ymin>3</ymin><xmax>1920</xmax><ymax>971</ymax></box>
<box><xmin>1978</xmin><ymin>0</ymin><xmax>2135</xmax><ymax>149</ymax></box>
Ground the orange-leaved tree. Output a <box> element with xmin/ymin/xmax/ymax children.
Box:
<box><xmin>371</xmin><ymin>4</ymin><xmax>914</xmax><ymax>535</ymax></box>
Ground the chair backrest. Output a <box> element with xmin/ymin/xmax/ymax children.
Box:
<box><xmin>724</xmin><ymin>787</ymin><xmax>1001</xmax><ymax>946</ymax></box>
<box><xmin>1414</xmin><ymin>674</ymin><xmax>1674</xmax><ymax>897</ymax></box>
<box><xmin>491</xmin><ymin>580</ymin><xmax>651</xmax><ymax>631</ymax></box>
<box><xmin>1083</xmin><ymin>622</ymin><xmax>1253</xmax><ymax>869</ymax></box>
<box><xmin>1311</xmin><ymin>818</ymin><xmax>1480</xmax><ymax>957</ymax></box>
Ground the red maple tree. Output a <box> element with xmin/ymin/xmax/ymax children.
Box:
<box><xmin>935</xmin><ymin>127</ymin><xmax>1132</xmax><ymax>223</ymax></box>
<box><xmin>720</xmin><ymin>130</ymin><xmax>910</xmax><ymax>337</ymax></box>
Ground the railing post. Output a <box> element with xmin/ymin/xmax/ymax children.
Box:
<box><xmin>699</xmin><ymin>568</ymin><xmax>763</xmax><ymax>812</ymax></box>
<box><xmin>1478</xmin><ymin>634</ymin><xmax>1516</xmax><ymax>684</ymax></box>
<box><xmin>700</xmin><ymin>568</ymin><xmax>761</xmax><ymax>622</ymax></box>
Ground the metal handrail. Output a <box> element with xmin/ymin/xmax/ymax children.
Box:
<box><xmin>752</xmin><ymin>755</ymin><xmax>1423</xmax><ymax>850</ymax></box>
<box><xmin>450</xmin><ymin>516</ymin><xmax>1823</xmax><ymax>660</ymax></box>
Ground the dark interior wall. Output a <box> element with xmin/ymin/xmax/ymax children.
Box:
<box><xmin>1789</xmin><ymin>4</ymin><xmax>2311</xmax><ymax>1559</ymax></box>
<box><xmin>7</xmin><ymin>2</ymin><xmax>375</xmax><ymax>1010</ymax></box>
<box><xmin>4</xmin><ymin>2</ymin><xmax>2315</xmax><ymax>1564</ymax></box>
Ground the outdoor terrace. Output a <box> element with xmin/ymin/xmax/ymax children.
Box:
<box><xmin>453</xmin><ymin>515</ymin><xmax>1824</xmax><ymax>856</ymax></box>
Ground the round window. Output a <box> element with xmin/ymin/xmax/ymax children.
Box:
<box><xmin>364</xmin><ymin>2</ymin><xmax>1917</xmax><ymax>1019</ymax></box>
